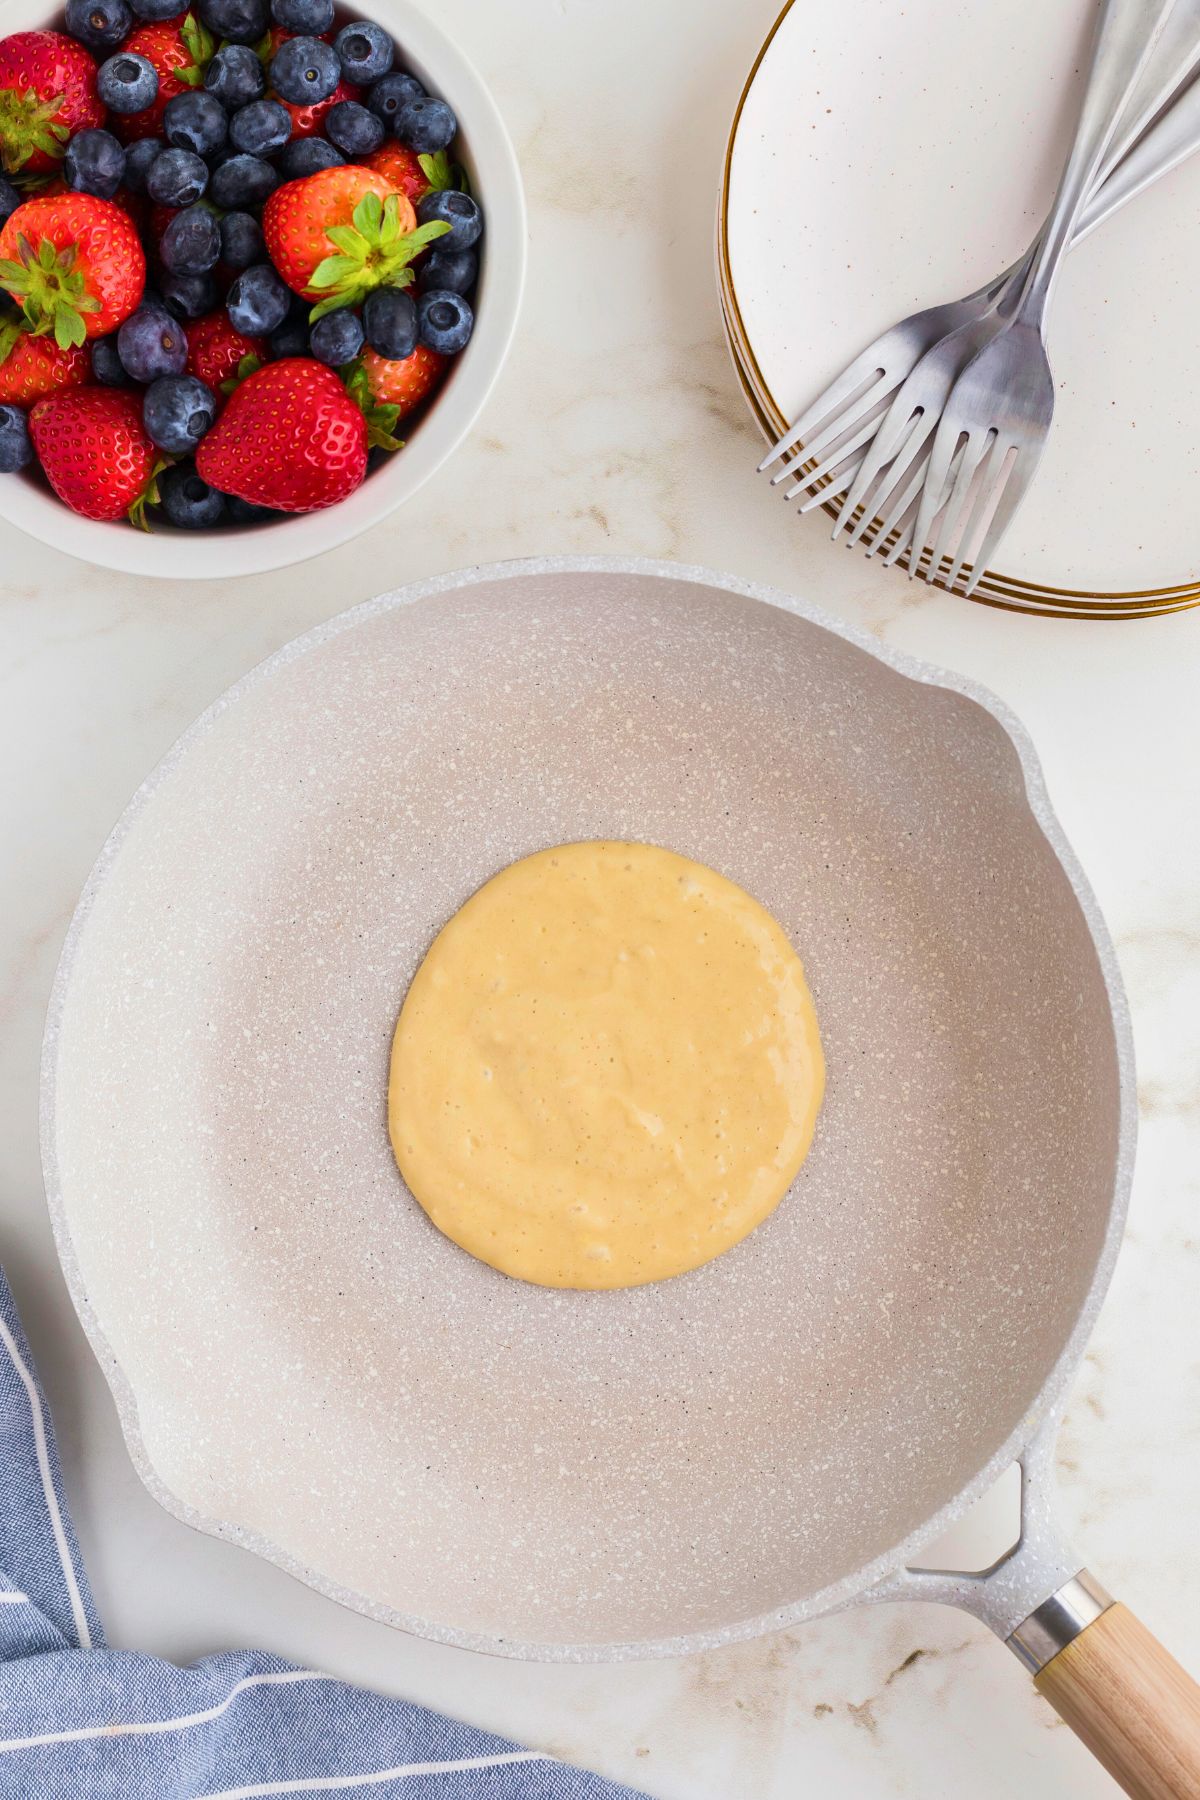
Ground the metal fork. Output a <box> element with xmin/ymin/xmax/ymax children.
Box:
<box><xmin>758</xmin><ymin>0</ymin><xmax>1200</xmax><ymax>551</ymax></box>
<box><xmin>905</xmin><ymin>0</ymin><xmax>1177</xmax><ymax>594</ymax></box>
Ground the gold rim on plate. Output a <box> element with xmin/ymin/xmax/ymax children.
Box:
<box><xmin>717</xmin><ymin>0</ymin><xmax>1200</xmax><ymax>620</ymax></box>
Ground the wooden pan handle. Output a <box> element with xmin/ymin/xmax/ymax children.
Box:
<box><xmin>1035</xmin><ymin>1602</ymin><xmax>1200</xmax><ymax>1799</ymax></box>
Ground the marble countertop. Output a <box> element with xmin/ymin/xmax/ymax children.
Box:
<box><xmin>2</xmin><ymin>0</ymin><xmax>1199</xmax><ymax>1793</ymax></box>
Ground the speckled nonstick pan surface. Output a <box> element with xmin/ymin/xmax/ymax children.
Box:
<box><xmin>42</xmin><ymin>557</ymin><xmax>1133</xmax><ymax>1664</ymax></box>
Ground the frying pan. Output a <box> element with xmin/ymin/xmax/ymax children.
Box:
<box><xmin>42</xmin><ymin>557</ymin><xmax>1200</xmax><ymax>1796</ymax></box>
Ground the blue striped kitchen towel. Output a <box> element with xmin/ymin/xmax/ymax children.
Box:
<box><xmin>0</xmin><ymin>1269</ymin><xmax>649</xmax><ymax>1800</ymax></box>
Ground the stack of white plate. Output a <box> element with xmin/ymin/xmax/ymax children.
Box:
<box><xmin>719</xmin><ymin>0</ymin><xmax>1200</xmax><ymax>617</ymax></box>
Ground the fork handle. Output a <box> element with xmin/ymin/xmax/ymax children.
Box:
<box><xmin>1018</xmin><ymin>0</ymin><xmax>1175</xmax><ymax>320</ymax></box>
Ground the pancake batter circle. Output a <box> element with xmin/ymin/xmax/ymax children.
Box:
<box><xmin>388</xmin><ymin>841</ymin><xmax>824</xmax><ymax>1288</ymax></box>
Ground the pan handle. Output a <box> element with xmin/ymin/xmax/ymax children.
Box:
<box><xmin>1010</xmin><ymin>1580</ymin><xmax>1200</xmax><ymax>1799</ymax></box>
<box><xmin>865</xmin><ymin>1409</ymin><xmax>1200</xmax><ymax>1798</ymax></box>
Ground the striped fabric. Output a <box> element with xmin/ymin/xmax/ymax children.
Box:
<box><xmin>0</xmin><ymin>1271</ymin><xmax>648</xmax><ymax>1800</ymax></box>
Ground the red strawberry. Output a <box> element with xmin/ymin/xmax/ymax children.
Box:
<box><xmin>0</xmin><ymin>315</ymin><xmax>88</xmax><ymax>404</ymax></box>
<box><xmin>196</xmin><ymin>358</ymin><xmax>366</xmax><ymax>512</ymax></box>
<box><xmin>363</xmin><ymin>141</ymin><xmax>429</xmax><ymax>207</ymax></box>
<box><xmin>186</xmin><ymin>311</ymin><xmax>263</xmax><ymax>398</ymax></box>
<box><xmin>29</xmin><ymin>385</ymin><xmax>161</xmax><ymax>523</ymax></box>
<box><xmin>0</xmin><ymin>194</ymin><xmax>146</xmax><ymax>342</ymax></box>
<box><xmin>115</xmin><ymin>13</ymin><xmax>214</xmax><ymax>142</ymax></box>
<box><xmin>0</xmin><ymin>31</ymin><xmax>104</xmax><ymax>175</ymax></box>
<box><xmin>262</xmin><ymin>168</ymin><xmax>446</xmax><ymax>322</ymax></box>
<box><xmin>260</xmin><ymin>27</ymin><xmax>351</xmax><ymax>138</ymax></box>
<box><xmin>281</xmin><ymin>76</ymin><xmax>357</xmax><ymax>141</ymax></box>
<box><xmin>359</xmin><ymin>343</ymin><xmax>447</xmax><ymax>419</ymax></box>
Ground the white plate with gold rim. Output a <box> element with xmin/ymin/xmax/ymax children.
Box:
<box><xmin>720</xmin><ymin>0</ymin><xmax>1200</xmax><ymax>614</ymax></box>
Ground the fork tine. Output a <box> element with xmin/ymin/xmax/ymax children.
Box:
<box><xmin>881</xmin><ymin>437</ymin><xmax>966</xmax><ymax>567</ymax></box>
<box><xmin>942</xmin><ymin>435</ymin><xmax>1014</xmax><ymax>595</ymax></box>
<box><xmin>757</xmin><ymin>355</ymin><xmax>890</xmax><ymax>472</ymax></box>
<box><xmin>773</xmin><ymin>371</ymin><xmax>899</xmax><ymax>476</ymax></box>
<box><xmin>830</xmin><ymin>399</ymin><xmax>922</xmax><ymax>543</ymax></box>
<box><xmin>907</xmin><ymin>417</ymin><xmax>963</xmax><ymax>581</ymax></box>
<box><xmin>842</xmin><ymin>410</ymin><xmax>935</xmax><ymax>548</ymax></box>
<box><xmin>780</xmin><ymin>412</ymin><xmax>881</xmax><ymax>502</ymax></box>
<box><xmin>869</xmin><ymin>445</ymin><xmax>932</xmax><ymax>562</ymax></box>
<box><xmin>961</xmin><ymin>443</ymin><xmax>1042</xmax><ymax>596</ymax></box>
<box><xmin>923</xmin><ymin>429</ymin><xmax>994</xmax><ymax>588</ymax></box>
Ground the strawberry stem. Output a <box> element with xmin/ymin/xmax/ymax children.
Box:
<box><xmin>342</xmin><ymin>357</ymin><xmax>404</xmax><ymax>452</ymax></box>
<box><xmin>127</xmin><ymin>456</ymin><xmax>171</xmax><ymax>531</ymax></box>
<box><xmin>306</xmin><ymin>193</ymin><xmax>450</xmax><ymax>323</ymax></box>
<box><xmin>0</xmin><ymin>87</ymin><xmax>69</xmax><ymax>175</ymax></box>
<box><xmin>0</xmin><ymin>231</ymin><xmax>100</xmax><ymax>349</ymax></box>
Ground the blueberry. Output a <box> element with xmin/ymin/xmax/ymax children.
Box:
<box><xmin>278</xmin><ymin>136</ymin><xmax>342</xmax><ymax>178</ymax></box>
<box><xmin>144</xmin><ymin>373</ymin><xmax>216</xmax><ymax>453</ymax></box>
<box><xmin>209</xmin><ymin>152</ymin><xmax>279</xmax><ymax>209</ymax></box>
<box><xmin>333</xmin><ymin>20</ymin><xmax>393</xmax><ymax>85</ymax></box>
<box><xmin>229</xmin><ymin>98</ymin><xmax>291</xmax><ymax>156</ymax></box>
<box><xmin>362</xmin><ymin>285</ymin><xmax>415</xmax><ymax>359</ymax></box>
<box><xmin>270</xmin><ymin>0</ymin><xmax>332</xmax><ymax>32</ymax></box>
<box><xmin>97</xmin><ymin>52</ymin><xmax>159</xmax><ymax>113</ymax></box>
<box><xmin>63</xmin><ymin>128</ymin><xmax>126</xmax><ymax>199</ymax></box>
<box><xmin>205</xmin><ymin>43</ymin><xmax>265</xmax><ymax>110</ymax></box>
<box><xmin>90</xmin><ymin>335</ymin><xmax>129</xmax><ymax>385</ymax></box>
<box><xmin>226</xmin><ymin>494</ymin><xmax>274</xmax><ymax>522</ymax></box>
<box><xmin>160</xmin><ymin>270</ymin><xmax>217</xmax><ymax>319</ymax></box>
<box><xmin>163</xmin><ymin>91</ymin><xmax>227</xmax><ymax>158</ymax></box>
<box><xmin>396</xmin><ymin>94</ymin><xmax>456</xmax><ymax>154</ymax></box>
<box><xmin>309</xmin><ymin>306</ymin><xmax>363</xmax><ymax>366</ymax></box>
<box><xmin>159</xmin><ymin>462</ymin><xmax>227</xmax><ymax>527</ymax></box>
<box><xmin>417</xmin><ymin>247</ymin><xmax>477</xmax><ymax>296</ymax></box>
<box><xmin>123</xmin><ymin>135</ymin><xmax>165</xmax><ymax>194</ymax></box>
<box><xmin>219</xmin><ymin>209</ymin><xmax>264</xmax><ymax>270</ymax></box>
<box><xmin>324</xmin><ymin>100</ymin><xmax>383</xmax><ymax>158</ymax></box>
<box><xmin>0</xmin><ymin>403</ymin><xmax>32</xmax><ymax>473</ymax></box>
<box><xmin>268</xmin><ymin>294</ymin><xmax>310</xmax><ymax>358</ymax></box>
<box><xmin>197</xmin><ymin>0</ymin><xmax>267</xmax><ymax>44</ymax></box>
<box><xmin>416</xmin><ymin>288</ymin><xmax>472</xmax><ymax>355</ymax></box>
<box><xmin>415</xmin><ymin>188</ymin><xmax>480</xmax><ymax>255</ymax></box>
<box><xmin>65</xmin><ymin>0</ymin><xmax>132</xmax><ymax>54</ymax></box>
<box><xmin>160</xmin><ymin>203</ymin><xmax>221</xmax><ymax>275</ymax></box>
<box><xmin>227</xmin><ymin>262</ymin><xmax>290</xmax><ymax>335</ymax></box>
<box><xmin>117</xmin><ymin>302</ymin><xmax>188</xmax><ymax>381</ymax></box>
<box><xmin>269</xmin><ymin>35</ymin><xmax>341</xmax><ymax>105</ymax></box>
<box><xmin>365</xmin><ymin>71</ymin><xmax>421</xmax><ymax>126</ymax></box>
<box><xmin>146</xmin><ymin>147</ymin><xmax>208</xmax><ymax>207</ymax></box>
<box><xmin>0</xmin><ymin>177</ymin><xmax>19</xmax><ymax>228</ymax></box>
<box><xmin>130</xmin><ymin>0</ymin><xmax>186</xmax><ymax>15</ymax></box>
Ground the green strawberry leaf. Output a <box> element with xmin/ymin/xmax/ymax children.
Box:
<box><xmin>342</xmin><ymin>358</ymin><xmax>404</xmax><ymax>453</ymax></box>
<box><xmin>128</xmin><ymin>456</ymin><xmax>172</xmax><ymax>532</ymax></box>
<box><xmin>219</xmin><ymin>350</ymin><xmax>262</xmax><ymax>395</ymax></box>
<box><xmin>417</xmin><ymin>150</ymin><xmax>470</xmax><ymax>196</ymax></box>
<box><xmin>0</xmin><ymin>311</ymin><xmax>22</xmax><ymax>365</ymax></box>
<box><xmin>305</xmin><ymin>196</ymin><xmax>450</xmax><ymax>323</ymax></box>
<box><xmin>0</xmin><ymin>229</ymin><xmax>101</xmax><ymax>348</ymax></box>
<box><xmin>0</xmin><ymin>87</ymin><xmax>68</xmax><ymax>175</ymax></box>
<box><xmin>181</xmin><ymin>11</ymin><xmax>216</xmax><ymax>71</ymax></box>
<box><xmin>252</xmin><ymin>29</ymin><xmax>274</xmax><ymax>64</ymax></box>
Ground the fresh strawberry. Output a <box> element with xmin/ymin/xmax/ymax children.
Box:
<box><xmin>115</xmin><ymin>13</ymin><xmax>214</xmax><ymax>142</ymax></box>
<box><xmin>357</xmin><ymin>342</ymin><xmax>447</xmax><ymax>419</ymax></box>
<box><xmin>186</xmin><ymin>311</ymin><xmax>263</xmax><ymax>397</ymax></box>
<box><xmin>280</xmin><ymin>76</ymin><xmax>357</xmax><ymax>141</ymax></box>
<box><xmin>0</xmin><ymin>32</ymin><xmax>104</xmax><ymax>175</ymax></box>
<box><xmin>0</xmin><ymin>313</ymin><xmax>88</xmax><ymax>404</ymax></box>
<box><xmin>29</xmin><ymin>385</ymin><xmax>162</xmax><ymax>523</ymax></box>
<box><xmin>196</xmin><ymin>357</ymin><xmax>366</xmax><ymax>511</ymax></box>
<box><xmin>259</xmin><ymin>26</ymin><xmax>351</xmax><ymax>138</ymax></box>
<box><xmin>363</xmin><ymin>141</ymin><xmax>429</xmax><ymax>206</ymax></box>
<box><xmin>262</xmin><ymin>168</ymin><xmax>445</xmax><ymax>320</ymax></box>
<box><xmin>0</xmin><ymin>194</ymin><xmax>145</xmax><ymax>344</ymax></box>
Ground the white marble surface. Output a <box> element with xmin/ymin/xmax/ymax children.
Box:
<box><xmin>1</xmin><ymin>0</ymin><xmax>1199</xmax><ymax>1794</ymax></box>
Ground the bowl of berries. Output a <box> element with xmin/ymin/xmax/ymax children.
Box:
<box><xmin>0</xmin><ymin>0</ymin><xmax>524</xmax><ymax>574</ymax></box>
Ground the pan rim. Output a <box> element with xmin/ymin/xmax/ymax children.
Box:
<box><xmin>39</xmin><ymin>554</ymin><xmax>1137</xmax><ymax>1663</ymax></box>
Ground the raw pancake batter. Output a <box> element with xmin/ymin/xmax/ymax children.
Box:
<box><xmin>388</xmin><ymin>841</ymin><xmax>824</xmax><ymax>1288</ymax></box>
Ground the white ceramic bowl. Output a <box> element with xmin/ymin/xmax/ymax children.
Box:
<box><xmin>0</xmin><ymin>0</ymin><xmax>525</xmax><ymax>577</ymax></box>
